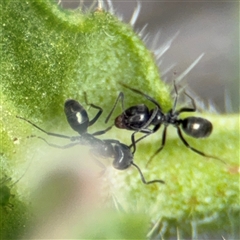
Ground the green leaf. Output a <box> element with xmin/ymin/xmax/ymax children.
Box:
<box><xmin>1</xmin><ymin>0</ymin><xmax>239</xmax><ymax>239</ymax></box>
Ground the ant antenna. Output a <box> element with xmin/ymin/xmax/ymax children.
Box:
<box><xmin>131</xmin><ymin>162</ymin><xmax>165</xmax><ymax>184</ymax></box>
<box><xmin>16</xmin><ymin>116</ymin><xmax>73</xmax><ymax>140</ymax></box>
<box><xmin>119</xmin><ymin>82</ymin><xmax>162</xmax><ymax>110</ymax></box>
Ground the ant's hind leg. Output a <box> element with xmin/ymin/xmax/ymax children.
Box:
<box><xmin>178</xmin><ymin>92</ymin><xmax>197</xmax><ymax>114</ymax></box>
<box><xmin>176</xmin><ymin>126</ymin><xmax>226</xmax><ymax>164</ymax></box>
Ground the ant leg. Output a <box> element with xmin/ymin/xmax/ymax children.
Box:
<box><xmin>131</xmin><ymin>162</ymin><xmax>165</xmax><ymax>184</ymax></box>
<box><xmin>29</xmin><ymin>135</ymin><xmax>81</xmax><ymax>149</ymax></box>
<box><xmin>83</xmin><ymin>92</ymin><xmax>103</xmax><ymax>127</ymax></box>
<box><xmin>105</xmin><ymin>92</ymin><xmax>125</xmax><ymax>124</ymax></box>
<box><xmin>172</xmin><ymin>80</ymin><xmax>179</xmax><ymax>112</ymax></box>
<box><xmin>119</xmin><ymin>82</ymin><xmax>162</xmax><ymax>110</ymax></box>
<box><xmin>130</xmin><ymin>132</ymin><xmax>147</xmax><ymax>154</ymax></box>
<box><xmin>92</xmin><ymin>125</ymin><xmax>113</xmax><ymax>136</ymax></box>
<box><xmin>178</xmin><ymin>92</ymin><xmax>197</xmax><ymax>114</ymax></box>
<box><xmin>130</xmin><ymin>131</ymin><xmax>153</xmax><ymax>154</ymax></box>
<box><xmin>146</xmin><ymin>126</ymin><xmax>167</xmax><ymax>167</ymax></box>
<box><xmin>16</xmin><ymin>116</ymin><xmax>73</xmax><ymax>140</ymax></box>
<box><xmin>130</xmin><ymin>108</ymin><xmax>161</xmax><ymax>154</ymax></box>
<box><xmin>130</xmin><ymin>120</ymin><xmax>161</xmax><ymax>152</ymax></box>
<box><xmin>176</xmin><ymin>126</ymin><xmax>226</xmax><ymax>164</ymax></box>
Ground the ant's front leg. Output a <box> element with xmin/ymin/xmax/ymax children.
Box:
<box><xmin>130</xmin><ymin>122</ymin><xmax>161</xmax><ymax>155</ymax></box>
<box><xmin>105</xmin><ymin>92</ymin><xmax>125</xmax><ymax>124</ymax></box>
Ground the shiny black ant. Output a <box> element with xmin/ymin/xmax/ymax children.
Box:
<box><xmin>16</xmin><ymin>98</ymin><xmax>165</xmax><ymax>185</ymax></box>
<box><xmin>105</xmin><ymin>81</ymin><xmax>225</xmax><ymax>166</ymax></box>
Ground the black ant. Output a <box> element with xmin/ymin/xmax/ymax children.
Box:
<box><xmin>105</xmin><ymin>81</ymin><xmax>225</xmax><ymax>166</ymax></box>
<box><xmin>16</xmin><ymin>98</ymin><xmax>165</xmax><ymax>185</ymax></box>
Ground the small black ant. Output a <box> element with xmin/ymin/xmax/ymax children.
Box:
<box><xmin>105</xmin><ymin>81</ymin><xmax>225</xmax><ymax>166</ymax></box>
<box><xmin>16</xmin><ymin>98</ymin><xmax>165</xmax><ymax>185</ymax></box>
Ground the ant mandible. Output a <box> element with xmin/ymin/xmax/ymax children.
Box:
<box><xmin>105</xmin><ymin>81</ymin><xmax>225</xmax><ymax>166</ymax></box>
<box><xmin>16</xmin><ymin>97</ymin><xmax>165</xmax><ymax>185</ymax></box>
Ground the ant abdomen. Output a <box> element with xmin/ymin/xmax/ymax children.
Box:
<box><xmin>181</xmin><ymin>117</ymin><xmax>213</xmax><ymax>138</ymax></box>
<box><xmin>64</xmin><ymin>99</ymin><xmax>89</xmax><ymax>134</ymax></box>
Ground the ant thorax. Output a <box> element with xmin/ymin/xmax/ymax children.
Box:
<box><xmin>163</xmin><ymin>110</ymin><xmax>180</xmax><ymax>126</ymax></box>
<box><xmin>149</xmin><ymin>109</ymin><xmax>165</xmax><ymax>126</ymax></box>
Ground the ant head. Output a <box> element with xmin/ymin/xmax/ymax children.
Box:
<box><xmin>115</xmin><ymin>105</ymin><xmax>151</xmax><ymax>130</ymax></box>
<box><xmin>112</xmin><ymin>143</ymin><xmax>133</xmax><ymax>170</ymax></box>
<box><xmin>64</xmin><ymin>99</ymin><xmax>89</xmax><ymax>134</ymax></box>
<box><xmin>181</xmin><ymin>117</ymin><xmax>213</xmax><ymax>138</ymax></box>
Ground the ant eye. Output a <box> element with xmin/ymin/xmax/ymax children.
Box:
<box><xmin>181</xmin><ymin>117</ymin><xmax>213</xmax><ymax>138</ymax></box>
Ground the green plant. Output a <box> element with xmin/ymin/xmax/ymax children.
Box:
<box><xmin>1</xmin><ymin>0</ymin><xmax>239</xmax><ymax>239</ymax></box>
